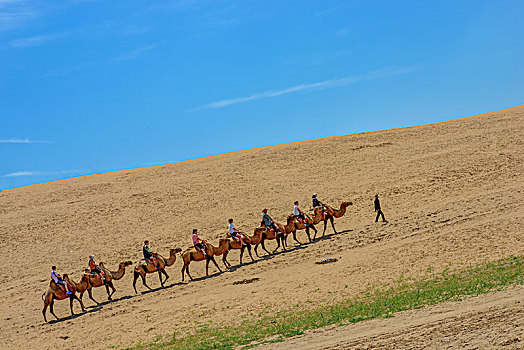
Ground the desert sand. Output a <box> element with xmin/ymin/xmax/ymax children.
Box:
<box><xmin>0</xmin><ymin>105</ymin><xmax>522</xmax><ymax>349</ymax></box>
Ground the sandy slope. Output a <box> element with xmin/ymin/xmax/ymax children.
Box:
<box><xmin>0</xmin><ymin>105</ymin><xmax>523</xmax><ymax>349</ymax></box>
<box><xmin>254</xmin><ymin>285</ymin><xmax>524</xmax><ymax>350</ymax></box>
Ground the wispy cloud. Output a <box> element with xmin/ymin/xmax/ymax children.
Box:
<box><xmin>3</xmin><ymin>169</ymin><xmax>82</xmax><ymax>177</ymax></box>
<box><xmin>112</xmin><ymin>44</ymin><xmax>158</xmax><ymax>61</ymax></box>
<box><xmin>44</xmin><ymin>62</ymin><xmax>91</xmax><ymax>77</ymax></box>
<box><xmin>336</xmin><ymin>26</ymin><xmax>351</xmax><ymax>37</ymax></box>
<box><xmin>194</xmin><ymin>66</ymin><xmax>424</xmax><ymax>111</ymax></box>
<box><xmin>8</xmin><ymin>32</ymin><xmax>67</xmax><ymax>48</ymax></box>
<box><xmin>0</xmin><ymin>138</ymin><xmax>51</xmax><ymax>144</ymax></box>
<box><xmin>314</xmin><ymin>4</ymin><xmax>348</xmax><ymax>17</ymax></box>
<box><xmin>0</xmin><ymin>0</ymin><xmax>40</xmax><ymax>33</ymax></box>
<box><xmin>44</xmin><ymin>43</ymin><xmax>158</xmax><ymax>77</ymax></box>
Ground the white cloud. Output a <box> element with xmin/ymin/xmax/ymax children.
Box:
<box><xmin>336</xmin><ymin>26</ymin><xmax>351</xmax><ymax>37</ymax></box>
<box><xmin>194</xmin><ymin>66</ymin><xmax>424</xmax><ymax>110</ymax></box>
<box><xmin>314</xmin><ymin>6</ymin><xmax>342</xmax><ymax>17</ymax></box>
<box><xmin>3</xmin><ymin>169</ymin><xmax>82</xmax><ymax>177</ymax></box>
<box><xmin>112</xmin><ymin>44</ymin><xmax>158</xmax><ymax>61</ymax></box>
<box><xmin>0</xmin><ymin>139</ymin><xmax>51</xmax><ymax>143</ymax></box>
<box><xmin>8</xmin><ymin>33</ymin><xmax>67</xmax><ymax>48</ymax></box>
<box><xmin>3</xmin><ymin>171</ymin><xmax>39</xmax><ymax>177</ymax></box>
<box><xmin>0</xmin><ymin>0</ymin><xmax>39</xmax><ymax>33</ymax></box>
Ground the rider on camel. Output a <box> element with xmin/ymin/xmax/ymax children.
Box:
<box><xmin>228</xmin><ymin>218</ymin><xmax>245</xmax><ymax>245</ymax></box>
<box><xmin>143</xmin><ymin>240</ymin><xmax>159</xmax><ymax>269</ymax></box>
<box><xmin>88</xmin><ymin>254</ymin><xmax>105</xmax><ymax>280</ymax></box>
<box><xmin>293</xmin><ymin>201</ymin><xmax>308</xmax><ymax>226</ymax></box>
<box><xmin>51</xmin><ymin>266</ymin><xmax>72</xmax><ymax>294</ymax></box>
<box><xmin>312</xmin><ymin>193</ymin><xmax>328</xmax><ymax>215</ymax></box>
<box><xmin>262</xmin><ymin>208</ymin><xmax>279</xmax><ymax>233</ymax></box>
<box><xmin>192</xmin><ymin>229</ymin><xmax>208</xmax><ymax>257</ymax></box>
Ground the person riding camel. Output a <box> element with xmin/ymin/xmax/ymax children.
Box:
<box><xmin>143</xmin><ymin>240</ymin><xmax>160</xmax><ymax>270</ymax></box>
<box><xmin>262</xmin><ymin>209</ymin><xmax>279</xmax><ymax>233</ymax></box>
<box><xmin>192</xmin><ymin>229</ymin><xmax>208</xmax><ymax>257</ymax></box>
<box><xmin>228</xmin><ymin>218</ymin><xmax>246</xmax><ymax>245</ymax></box>
<box><xmin>51</xmin><ymin>266</ymin><xmax>72</xmax><ymax>294</ymax></box>
<box><xmin>312</xmin><ymin>193</ymin><xmax>328</xmax><ymax>215</ymax></box>
<box><xmin>88</xmin><ymin>254</ymin><xmax>105</xmax><ymax>280</ymax></box>
<box><xmin>293</xmin><ymin>201</ymin><xmax>308</xmax><ymax>226</ymax></box>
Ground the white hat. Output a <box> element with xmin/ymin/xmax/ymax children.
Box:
<box><xmin>313</xmin><ymin>193</ymin><xmax>317</xmax><ymax>197</ymax></box>
<box><xmin>89</xmin><ymin>254</ymin><xmax>94</xmax><ymax>259</ymax></box>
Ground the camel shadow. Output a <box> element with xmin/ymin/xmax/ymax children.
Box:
<box><xmin>86</xmin><ymin>294</ymin><xmax>135</xmax><ymax>309</ymax></box>
<box><xmin>311</xmin><ymin>229</ymin><xmax>353</xmax><ymax>242</ymax></box>
<box><xmin>46</xmin><ymin>307</ymin><xmax>95</xmax><ymax>324</ymax></box>
<box><xmin>184</xmin><ymin>270</ymin><xmax>225</xmax><ymax>283</ymax></box>
<box><xmin>225</xmin><ymin>230</ymin><xmax>350</xmax><ymax>271</ymax></box>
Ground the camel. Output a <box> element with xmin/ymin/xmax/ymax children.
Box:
<box><xmin>292</xmin><ymin>208</ymin><xmax>324</xmax><ymax>242</ymax></box>
<box><xmin>318</xmin><ymin>201</ymin><xmax>353</xmax><ymax>236</ymax></box>
<box><xmin>222</xmin><ymin>233</ymin><xmax>255</xmax><ymax>268</ymax></box>
<box><xmin>80</xmin><ymin>260</ymin><xmax>133</xmax><ymax>303</ymax></box>
<box><xmin>278</xmin><ymin>214</ymin><xmax>305</xmax><ymax>250</ymax></box>
<box><xmin>133</xmin><ymin>248</ymin><xmax>182</xmax><ymax>293</ymax></box>
<box><xmin>255</xmin><ymin>215</ymin><xmax>300</xmax><ymax>256</ymax></box>
<box><xmin>42</xmin><ymin>274</ymin><xmax>87</xmax><ymax>322</ymax></box>
<box><xmin>181</xmin><ymin>239</ymin><xmax>229</xmax><ymax>281</ymax></box>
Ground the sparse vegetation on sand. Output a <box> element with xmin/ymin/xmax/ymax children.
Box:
<box><xmin>123</xmin><ymin>255</ymin><xmax>524</xmax><ymax>350</ymax></box>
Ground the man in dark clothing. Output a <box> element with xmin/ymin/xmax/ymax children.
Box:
<box><xmin>374</xmin><ymin>195</ymin><xmax>387</xmax><ymax>223</ymax></box>
<box><xmin>262</xmin><ymin>209</ymin><xmax>279</xmax><ymax>232</ymax></box>
<box><xmin>312</xmin><ymin>193</ymin><xmax>323</xmax><ymax>208</ymax></box>
<box><xmin>143</xmin><ymin>240</ymin><xmax>159</xmax><ymax>268</ymax></box>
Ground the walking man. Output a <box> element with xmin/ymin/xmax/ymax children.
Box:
<box><xmin>374</xmin><ymin>194</ymin><xmax>388</xmax><ymax>223</ymax></box>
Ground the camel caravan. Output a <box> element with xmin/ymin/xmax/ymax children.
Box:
<box><xmin>42</xmin><ymin>194</ymin><xmax>352</xmax><ymax>322</ymax></box>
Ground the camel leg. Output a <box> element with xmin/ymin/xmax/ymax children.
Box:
<box><xmin>109</xmin><ymin>281</ymin><xmax>117</xmax><ymax>298</ymax></box>
<box><xmin>246</xmin><ymin>244</ymin><xmax>254</xmax><ymax>262</ymax></box>
<box><xmin>42</xmin><ymin>299</ymin><xmax>49</xmax><ymax>322</ymax></box>
<box><xmin>273</xmin><ymin>235</ymin><xmax>281</xmax><ymax>253</ymax></box>
<box><xmin>210</xmin><ymin>256</ymin><xmax>222</xmax><ymax>274</ymax></box>
<box><xmin>310</xmin><ymin>224</ymin><xmax>318</xmax><ymax>241</ymax></box>
<box><xmin>139</xmin><ymin>271</ymin><xmax>152</xmax><ymax>291</ymax></box>
<box><xmin>105</xmin><ymin>284</ymin><xmax>112</xmax><ymax>300</ymax></box>
<box><xmin>133</xmin><ymin>270</ymin><xmax>140</xmax><ymax>293</ymax></box>
<box><xmin>183</xmin><ymin>263</ymin><xmax>193</xmax><ymax>281</ymax></box>
<box><xmin>49</xmin><ymin>298</ymin><xmax>59</xmax><ymax>320</ymax></box>
<box><xmin>161</xmin><ymin>269</ymin><xmax>170</xmax><ymax>285</ymax></box>
<box><xmin>74</xmin><ymin>294</ymin><xmax>86</xmax><ymax>312</ymax></box>
<box><xmin>254</xmin><ymin>243</ymin><xmax>260</xmax><ymax>258</ymax></box>
<box><xmin>186</xmin><ymin>265</ymin><xmax>193</xmax><ymax>280</ymax></box>
<box><xmin>87</xmin><ymin>288</ymin><xmax>99</xmax><ymax>304</ymax></box>
<box><xmin>305</xmin><ymin>227</ymin><xmax>313</xmax><ymax>242</ymax></box>
<box><xmin>158</xmin><ymin>270</ymin><xmax>165</xmax><ymax>287</ymax></box>
<box><xmin>239</xmin><ymin>246</ymin><xmax>244</xmax><ymax>265</ymax></box>
<box><xmin>222</xmin><ymin>251</ymin><xmax>231</xmax><ymax>269</ymax></box>
<box><xmin>293</xmin><ymin>230</ymin><xmax>302</xmax><ymax>245</ymax></box>
<box><xmin>158</xmin><ymin>270</ymin><xmax>163</xmax><ymax>287</ymax></box>
<box><xmin>261</xmin><ymin>239</ymin><xmax>271</xmax><ymax>255</ymax></box>
<box><xmin>282</xmin><ymin>234</ymin><xmax>288</xmax><ymax>250</ymax></box>
<box><xmin>323</xmin><ymin>220</ymin><xmax>328</xmax><ymax>236</ymax></box>
<box><xmin>69</xmin><ymin>294</ymin><xmax>75</xmax><ymax>316</ymax></box>
<box><xmin>106</xmin><ymin>281</ymin><xmax>116</xmax><ymax>299</ymax></box>
<box><xmin>330</xmin><ymin>216</ymin><xmax>337</xmax><ymax>234</ymax></box>
<box><xmin>280</xmin><ymin>233</ymin><xmax>286</xmax><ymax>251</ymax></box>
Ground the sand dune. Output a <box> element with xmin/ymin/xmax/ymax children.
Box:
<box><xmin>0</xmin><ymin>105</ymin><xmax>523</xmax><ymax>349</ymax></box>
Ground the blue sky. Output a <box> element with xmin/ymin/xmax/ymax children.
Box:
<box><xmin>1</xmin><ymin>0</ymin><xmax>523</xmax><ymax>190</ymax></box>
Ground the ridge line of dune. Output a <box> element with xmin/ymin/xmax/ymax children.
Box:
<box><xmin>3</xmin><ymin>103</ymin><xmax>522</xmax><ymax>193</ymax></box>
